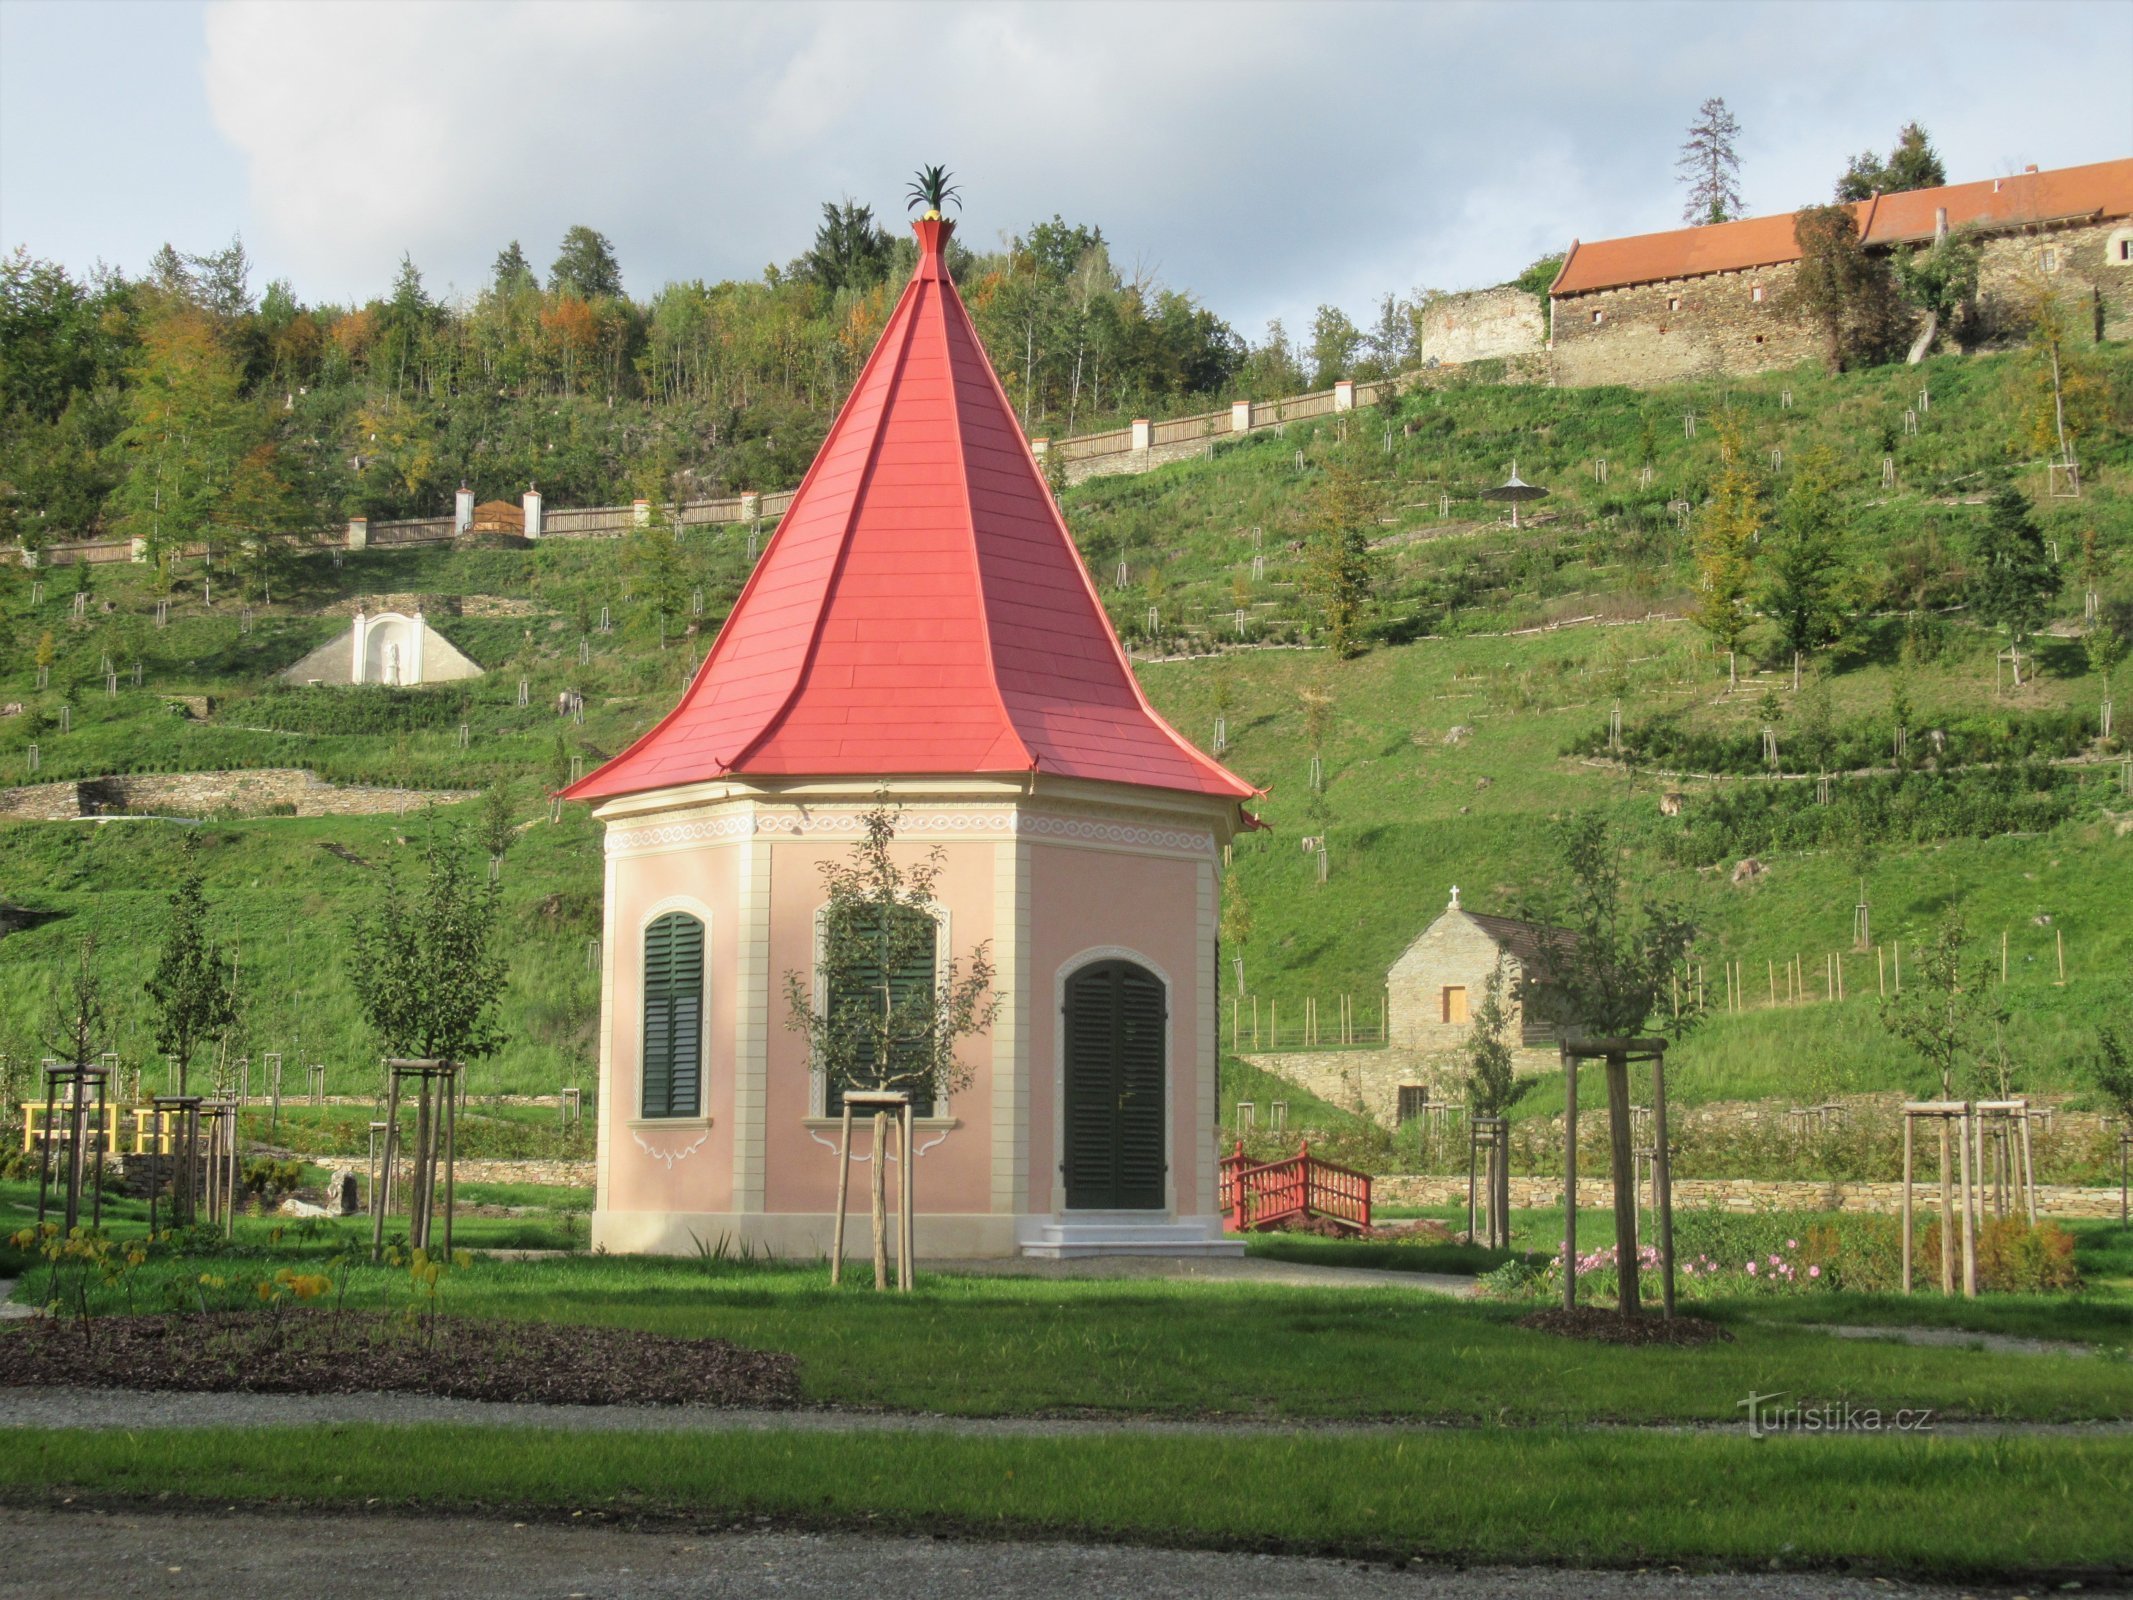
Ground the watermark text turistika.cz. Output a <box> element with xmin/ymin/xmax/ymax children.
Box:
<box><xmin>1738</xmin><ymin>1391</ymin><xmax>1936</xmax><ymax>1438</ymax></box>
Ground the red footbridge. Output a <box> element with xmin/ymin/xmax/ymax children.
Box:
<box><xmin>1220</xmin><ymin>1140</ymin><xmax>1373</xmax><ymax>1235</ymax></box>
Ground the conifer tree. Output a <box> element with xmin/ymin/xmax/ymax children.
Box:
<box><xmin>1969</xmin><ymin>486</ymin><xmax>2058</xmax><ymax>675</ymax></box>
<box><xmin>1305</xmin><ymin>456</ymin><xmax>1381</xmax><ymax>658</ymax></box>
<box><xmin>1762</xmin><ymin>446</ymin><xmax>1851</xmax><ymax>665</ymax></box>
<box><xmin>1676</xmin><ymin>96</ymin><xmax>1744</xmax><ymax>224</ymax></box>
<box><xmin>144</xmin><ymin>834</ymin><xmax>237</xmax><ymax>1095</ymax></box>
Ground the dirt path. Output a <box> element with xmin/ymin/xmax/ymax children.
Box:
<box><xmin>0</xmin><ymin>1505</ymin><xmax>2029</xmax><ymax>1600</ymax></box>
<box><xmin>3</xmin><ymin>1388</ymin><xmax>2124</xmax><ymax>1439</ymax></box>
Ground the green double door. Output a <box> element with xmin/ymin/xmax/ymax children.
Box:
<box><xmin>1063</xmin><ymin>960</ymin><xmax>1167</xmax><ymax>1210</ymax></box>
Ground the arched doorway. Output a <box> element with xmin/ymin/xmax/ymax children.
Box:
<box><xmin>1063</xmin><ymin>959</ymin><xmax>1166</xmax><ymax>1210</ymax></box>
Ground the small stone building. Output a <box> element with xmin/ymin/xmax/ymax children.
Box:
<box><xmin>1386</xmin><ymin>889</ymin><xmax>1575</xmax><ymax>1051</ymax></box>
<box><xmin>278</xmin><ymin>608</ymin><xmax>484</xmax><ymax>687</ymax></box>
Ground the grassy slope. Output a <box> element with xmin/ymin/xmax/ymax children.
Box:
<box><xmin>1</xmin><ymin>348</ymin><xmax>2128</xmax><ymax>1101</ymax></box>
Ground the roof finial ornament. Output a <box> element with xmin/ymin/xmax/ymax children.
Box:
<box><xmin>906</xmin><ymin>164</ymin><xmax>961</xmax><ymax>221</ymax></box>
<box><xmin>1449</xmin><ymin>884</ymin><xmax>1460</xmax><ymax>910</ymax></box>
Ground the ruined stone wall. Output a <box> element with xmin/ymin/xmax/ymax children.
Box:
<box><xmin>1418</xmin><ymin>287</ymin><xmax>1547</xmax><ymax>366</ymax></box>
<box><xmin>0</xmin><ymin>769</ymin><xmax>475</xmax><ymax>821</ymax></box>
<box><xmin>1551</xmin><ymin>260</ymin><xmax>1822</xmax><ymax>387</ymax></box>
<box><xmin>1968</xmin><ymin>221</ymin><xmax>2133</xmax><ymax>344</ymax></box>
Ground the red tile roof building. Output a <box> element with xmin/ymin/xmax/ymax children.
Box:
<box><xmin>1542</xmin><ymin>157</ymin><xmax>2133</xmax><ymax>385</ymax></box>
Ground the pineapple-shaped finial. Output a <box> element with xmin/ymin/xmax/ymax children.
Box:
<box><xmin>906</xmin><ymin>164</ymin><xmax>961</xmax><ymax>222</ymax></box>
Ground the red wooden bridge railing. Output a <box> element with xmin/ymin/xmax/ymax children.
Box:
<box><xmin>1220</xmin><ymin>1140</ymin><xmax>1372</xmax><ymax>1234</ymax></box>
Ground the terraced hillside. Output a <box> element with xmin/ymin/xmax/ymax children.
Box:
<box><xmin>1</xmin><ymin>346</ymin><xmax>2127</xmax><ymax>1112</ymax></box>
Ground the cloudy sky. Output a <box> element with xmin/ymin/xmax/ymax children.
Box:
<box><xmin>3</xmin><ymin>0</ymin><xmax>2127</xmax><ymax>338</ymax></box>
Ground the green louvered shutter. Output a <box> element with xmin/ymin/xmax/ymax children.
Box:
<box><xmin>1114</xmin><ymin>964</ymin><xmax>1167</xmax><ymax>1208</ymax></box>
<box><xmin>642</xmin><ymin>913</ymin><xmax>704</xmax><ymax>1118</ymax></box>
<box><xmin>826</xmin><ymin>911</ymin><xmax>936</xmax><ymax>1118</ymax></box>
<box><xmin>1063</xmin><ymin>961</ymin><xmax>1167</xmax><ymax>1210</ymax></box>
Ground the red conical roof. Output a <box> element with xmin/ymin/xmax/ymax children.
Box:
<box><xmin>563</xmin><ymin>216</ymin><xmax>1254</xmax><ymax>805</ymax></box>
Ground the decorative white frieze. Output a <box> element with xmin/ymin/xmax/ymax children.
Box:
<box><xmin>609</xmin><ymin>805</ymin><xmax>1216</xmax><ymax>859</ymax></box>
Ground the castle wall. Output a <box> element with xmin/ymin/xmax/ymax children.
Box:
<box><xmin>1550</xmin><ymin>260</ymin><xmax>1819</xmax><ymax>386</ymax></box>
<box><xmin>1969</xmin><ymin>221</ymin><xmax>2133</xmax><ymax>343</ymax></box>
<box><xmin>1417</xmin><ymin>287</ymin><xmax>1546</xmax><ymax>366</ymax></box>
<box><xmin>1549</xmin><ymin>218</ymin><xmax>2132</xmax><ymax>387</ymax></box>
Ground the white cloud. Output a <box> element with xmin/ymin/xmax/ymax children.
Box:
<box><xmin>184</xmin><ymin>0</ymin><xmax>2133</xmax><ymax>334</ymax></box>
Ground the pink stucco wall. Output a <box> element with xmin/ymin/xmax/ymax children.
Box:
<box><xmin>594</xmin><ymin>798</ymin><xmax>1223</xmax><ymax>1244</ymax></box>
<box><xmin>759</xmin><ymin>836</ymin><xmax>999</xmax><ymax>1215</ymax></box>
<box><xmin>1025</xmin><ymin>842</ymin><xmax>1208</xmax><ymax>1216</ymax></box>
<box><xmin>601</xmin><ymin>842</ymin><xmax>740</xmax><ymax>1216</ymax></box>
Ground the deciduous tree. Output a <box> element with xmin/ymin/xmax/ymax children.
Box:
<box><xmin>1691</xmin><ymin>416</ymin><xmax>1760</xmax><ymax>672</ymax></box>
<box><xmin>1880</xmin><ymin>911</ymin><xmax>2001</xmax><ymax>1098</ymax></box>
<box><xmin>1792</xmin><ymin>205</ymin><xmax>1908</xmax><ymax>369</ymax></box>
<box><xmin>346</xmin><ymin>819</ymin><xmax>509</xmax><ymax>1064</ymax></box>
<box><xmin>1536</xmin><ymin>814</ymin><xmax>1699</xmax><ymax>1040</ymax></box>
<box><xmin>144</xmin><ymin>835</ymin><xmax>238</xmax><ymax>1095</ymax></box>
<box><xmin>781</xmin><ymin>801</ymin><xmax>997</xmax><ymax>1112</ymax></box>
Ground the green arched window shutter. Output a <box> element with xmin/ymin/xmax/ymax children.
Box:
<box><xmin>642</xmin><ymin>913</ymin><xmax>704</xmax><ymax>1118</ymax></box>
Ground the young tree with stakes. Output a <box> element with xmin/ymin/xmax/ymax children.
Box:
<box><xmin>346</xmin><ymin>817</ymin><xmax>510</xmax><ymax>1065</ymax></box>
<box><xmin>783</xmin><ymin>801</ymin><xmax>997</xmax><ymax>1289</ymax></box>
<box><xmin>144</xmin><ymin>834</ymin><xmax>237</xmax><ymax>1097</ymax></box>
<box><xmin>1676</xmin><ymin>96</ymin><xmax>1744</xmax><ymax>224</ymax></box>
<box><xmin>1881</xmin><ymin>911</ymin><xmax>2005</xmax><ymax>1293</ymax></box>
<box><xmin>1534</xmin><ymin>814</ymin><xmax>1700</xmax><ymax>1320</ymax></box>
<box><xmin>1463</xmin><ymin>955</ymin><xmax>1524</xmax><ymax>1249</ymax></box>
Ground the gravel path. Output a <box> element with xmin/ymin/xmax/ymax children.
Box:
<box><xmin>3</xmin><ymin>1387</ymin><xmax>2126</xmax><ymax>1438</ymax></box>
<box><xmin>0</xmin><ymin>1506</ymin><xmax>2024</xmax><ymax>1600</ymax></box>
<box><xmin>930</xmin><ymin>1254</ymin><xmax>1478</xmax><ymax>1295</ymax></box>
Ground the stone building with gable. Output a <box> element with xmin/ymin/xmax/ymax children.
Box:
<box><xmin>1386</xmin><ymin>889</ymin><xmax>1575</xmax><ymax>1052</ymax></box>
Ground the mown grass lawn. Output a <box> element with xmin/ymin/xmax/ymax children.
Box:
<box><xmin>6</xmin><ymin>1425</ymin><xmax>2130</xmax><ymax>1580</ymax></box>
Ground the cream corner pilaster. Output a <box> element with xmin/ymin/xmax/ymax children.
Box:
<box><xmin>1195</xmin><ymin>856</ymin><xmax>1220</xmax><ymax>1216</ymax></box>
<box><xmin>732</xmin><ymin>818</ymin><xmax>772</xmax><ymax>1211</ymax></box>
<box><xmin>989</xmin><ymin>834</ymin><xmax>1032</xmax><ymax>1215</ymax></box>
<box><xmin>595</xmin><ymin>842</ymin><xmax>619</xmax><ymax>1214</ymax></box>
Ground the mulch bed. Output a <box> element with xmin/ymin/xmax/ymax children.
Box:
<box><xmin>0</xmin><ymin>1312</ymin><xmax>800</xmax><ymax>1408</ymax></box>
<box><xmin>1516</xmin><ymin>1306</ymin><xmax>1735</xmax><ymax>1346</ymax></box>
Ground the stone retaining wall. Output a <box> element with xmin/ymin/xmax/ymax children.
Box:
<box><xmin>1237</xmin><ymin>1046</ymin><xmax>1553</xmax><ymax>1125</ymax></box>
<box><xmin>1373</xmin><ymin>1172</ymin><xmax>2128</xmax><ymax>1220</ymax></box>
<box><xmin>0</xmin><ymin>769</ymin><xmax>475</xmax><ymax>821</ymax></box>
<box><xmin>304</xmin><ymin>1156</ymin><xmax>595</xmax><ymax>1190</ymax></box>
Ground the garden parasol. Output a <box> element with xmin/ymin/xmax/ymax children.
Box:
<box><xmin>1480</xmin><ymin>461</ymin><xmax>1550</xmax><ymax>528</ymax></box>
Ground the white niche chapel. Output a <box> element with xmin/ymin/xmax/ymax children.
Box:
<box><xmin>280</xmin><ymin>607</ymin><xmax>485</xmax><ymax>688</ymax></box>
